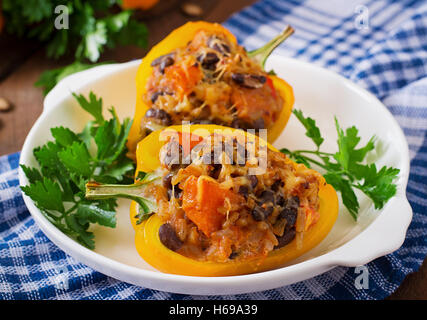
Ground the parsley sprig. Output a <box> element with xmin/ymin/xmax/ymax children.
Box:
<box><xmin>2</xmin><ymin>1</ymin><xmax>148</xmax><ymax>94</ymax></box>
<box><xmin>281</xmin><ymin>109</ymin><xmax>400</xmax><ymax>220</ymax></box>
<box><xmin>21</xmin><ymin>91</ymin><xmax>135</xmax><ymax>248</ymax></box>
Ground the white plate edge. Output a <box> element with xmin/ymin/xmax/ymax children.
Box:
<box><xmin>17</xmin><ymin>56</ymin><xmax>413</xmax><ymax>295</ymax></box>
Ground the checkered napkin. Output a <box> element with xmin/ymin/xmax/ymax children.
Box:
<box><xmin>1</xmin><ymin>0</ymin><xmax>427</xmax><ymax>300</ymax></box>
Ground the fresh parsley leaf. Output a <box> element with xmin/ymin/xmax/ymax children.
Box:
<box><xmin>94</xmin><ymin>110</ymin><xmax>132</xmax><ymax>164</ymax></box>
<box><xmin>72</xmin><ymin>92</ymin><xmax>105</xmax><ymax>125</ymax></box>
<box><xmin>20</xmin><ymin>165</ymin><xmax>43</xmax><ymax>184</ymax></box>
<box><xmin>94</xmin><ymin>118</ymin><xmax>117</xmax><ymax>159</ymax></box>
<box><xmin>33</xmin><ymin>141</ymin><xmax>65</xmax><ymax>176</ymax></box>
<box><xmin>46</xmin><ymin>29</ymin><xmax>69</xmax><ymax>59</ymax></box>
<box><xmin>51</xmin><ymin>126</ymin><xmax>80</xmax><ymax>147</ymax></box>
<box><xmin>110</xmin><ymin>19</ymin><xmax>148</xmax><ymax>48</ymax></box>
<box><xmin>355</xmin><ymin>164</ymin><xmax>399</xmax><ymax>209</ymax></box>
<box><xmin>80</xmin><ymin>21</ymin><xmax>108</xmax><ymax>62</ymax></box>
<box><xmin>293</xmin><ymin>109</ymin><xmax>324</xmax><ymax>148</ymax></box>
<box><xmin>21</xmin><ymin>0</ymin><xmax>52</xmax><ymax>23</ymax></box>
<box><xmin>2</xmin><ymin>1</ymin><xmax>148</xmax><ymax>94</ymax></box>
<box><xmin>103</xmin><ymin>158</ymin><xmax>135</xmax><ymax>180</ymax></box>
<box><xmin>281</xmin><ymin>109</ymin><xmax>400</xmax><ymax>220</ymax></box>
<box><xmin>21</xmin><ymin>177</ymin><xmax>65</xmax><ymax>214</ymax></box>
<box><xmin>65</xmin><ymin>215</ymin><xmax>95</xmax><ymax>249</ymax></box>
<box><xmin>78</xmin><ymin>120</ymin><xmax>96</xmax><ymax>150</ymax></box>
<box><xmin>58</xmin><ymin>142</ymin><xmax>93</xmax><ymax>177</ymax></box>
<box><xmin>104</xmin><ymin>10</ymin><xmax>132</xmax><ymax>33</ymax></box>
<box><xmin>21</xmin><ymin>91</ymin><xmax>135</xmax><ymax>249</ymax></box>
<box><xmin>76</xmin><ymin>203</ymin><xmax>117</xmax><ymax>228</ymax></box>
<box><xmin>324</xmin><ymin>172</ymin><xmax>359</xmax><ymax>220</ymax></box>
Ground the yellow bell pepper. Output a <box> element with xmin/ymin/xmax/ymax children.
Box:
<box><xmin>123</xmin><ymin>124</ymin><xmax>339</xmax><ymax>276</ymax></box>
<box><xmin>127</xmin><ymin>21</ymin><xmax>295</xmax><ymax>156</ymax></box>
<box><xmin>87</xmin><ymin>124</ymin><xmax>338</xmax><ymax>276</ymax></box>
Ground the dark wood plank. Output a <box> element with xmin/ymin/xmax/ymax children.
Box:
<box><xmin>388</xmin><ymin>259</ymin><xmax>427</xmax><ymax>300</ymax></box>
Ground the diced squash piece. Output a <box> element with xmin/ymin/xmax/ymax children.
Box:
<box><xmin>182</xmin><ymin>176</ymin><xmax>236</xmax><ymax>236</ymax></box>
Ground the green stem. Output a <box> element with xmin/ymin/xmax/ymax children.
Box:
<box><xmin>292</xmin><ymin>154</ymin><xmax>329</xmax><ymax>170</ymax></box>
<box><xmin>248</xmin><ymin>25</ymin><xmax>294</xmax><ymax>68</ymax></box>
<box><xmin>85</xmin><ymin>172</ymin><xmax>160</xmax><ymax>214</ymax></box>
<box><xmin>293</xmin><ymin>150</ymin><xmax>334</xmax><ymax>156</ymax></box>
<box><xmin>65</xmin><ymin>203</ymin><xmax>78</xmax><ymax>215</ymax></box>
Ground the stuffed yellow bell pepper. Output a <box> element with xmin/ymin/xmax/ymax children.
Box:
<box><xmin>87</xmin><ymin>124</ymin><xmax>338</xmax><ymax>277</ymax></box>
<box><xmin>127</xmin><ymin>21</ymin><xmax>295</xmax><ymax>157</ymax></box>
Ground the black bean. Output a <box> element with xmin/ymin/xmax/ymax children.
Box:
<box><xmin>251</xmin><ymin>206</ymin><xmax>266</xmax><ymax>221</ymax></box>
<box><xmin>252</xmin><ymin>118</ymin><xmax>265</xmax><ymax>129</ymax></box>
<box><xmin>151</xmin><ymin>92</ymin><xmax>164</xmax><ymax>103</ymax></box>
<box><xmin>231</xmin><ymin>73</ymin><xmax>267</xmax><ymax>89</ymax></box>
<box><xmin>231</xmin><ymin>119</ymin><xmax>241</xmax><ymax>128</ymax></box>
<box><xmin>248</xmin><ymin>175</ymin><xmax>258</xmax><ymax>189</ymax></box>
<box><xmin>151</xmin><ymin>54</ymin><xmax>175</xmax><ymax>74</ymax></box>
<box><xmin>159</xmin><ymin>56</ymin><xmax>174</xmax><ymax>74</ymax></box>
<box><xmin>275</xmin><ymin>228</ymin><xmax>296</xmax><ymax>249</ymax></box>
<box><xmin>208</xmin><ymin>37</ymin><xmax>231</xmax><ymax>55</ymax></box>
<box><xmin>258</xmin><ymin>190</ymin><xmax>275</xmax><ymax>205</ymax></box>
<box><xmin>151</xmin><ymin>53</ymin><xmax>173</xmax><ymax>66</ymax></box>
<box><xmin>145</xmin><ymin>108</ymin><xmax>158</xmax><ymax>118</ymax></box>
<box><xmin>229</xmin><ymin>105</ymin><xmax>237</xmax><ymax>114</ymax></box>
<box><xmin>276</xmin><ymin>194</ymin><xmax>285</xmax><ymax>207</ymax></box>
<box><xmin>198</xmin><ymin>52</ymin><xmax>220</xmax><ymax>71</ymax></box>
<box><xmin>238</xmin><ymin>185</ymin><xmax>249</xmax><ymax>198</ymax></box>
<box><xmin>288</xmin><ymin>196</ymin><xmax>300</xmax><ymax>209</ymax></box>
<box><xmin>162</xmin><ymin>173</ymin><xmax>174</xmax><ymax>189</ymax></box>
<box><xmin>231</xmin><ymin>118</ymin><xmax>249</xmax><ymax>129</ymax></box>
<box><xmin>279</xmin><ymin>196</ymin><xmax>300</xmax><ymax>226</ymax></box>
<box><xmin>210</xmin><ymin>164</ymin><xmax>222</xmax><ymax>179</ymax></box>
<box><xmin>271</xmin><ymin>180</ymin><xmax>284</xmax><ymax>192</ymax></box>
<box><xmin>167</xmin><ymin>187</ymin><xmax>182</xmax><ymax>200</ymax></box>
<box><xmin>229</xmin><ymin>251</ymin><xmax>239</xmax><ymax>260</ymax></box>
<box><xmin>264</xmin><ymin>205</ymin><xmax>274</xmax><ymax>217</ymax></box>
<box><xmin>159</xmin><ymin>223</ymin><xmax>183</xmax><ymax>251</ymax></box>
<box><xmin>157</xmin><ymin>109</ymin><xmax>172</xmax><ymax>125</ymax></box>
<box><xmin>251</xmin><ymin>74</ymin><xmax>267</xmax><ymax>84</ymax></box>
<box><xmin>279</xmin><ymin>207</ymin><xmax>297</xmax><ymax>227</ymax></box>
<box><xmin>231</xmin><ymin>73</ymin><xmax>245</xmax><ymax>84</ymax></box>
<box><xmin>144</xmin><ymin>108</ymin><xmax>172</xmax><ymax>126</ymax></box>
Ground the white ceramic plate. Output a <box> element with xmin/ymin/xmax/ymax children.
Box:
<box><xmin>19</xmin><ymin>56</ymin><xmax>412</xmax><ymax>295</ymax></box>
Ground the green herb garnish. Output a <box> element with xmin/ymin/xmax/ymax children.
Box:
<box><xmin>2</xmin><ymin>1</ymin><xmax>148</xmax><ymax>94</ymax></box>
<box><xmin>21</xmin><ymin>91</ymin><xmax>135</xmax><ymax>249</ymax></box>
<box><xmin>281</xmin><ymin>109</ymin><xmax>400</xmax><ymax>220</ymax></box>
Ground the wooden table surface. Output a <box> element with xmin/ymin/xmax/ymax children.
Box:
<box><xmin>0</xmin><ymin>0</ymin><xmax>425</xmax><ymax>300</ymax></box>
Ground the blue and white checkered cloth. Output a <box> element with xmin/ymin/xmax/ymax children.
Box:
<box><xmin>1</xmin><ymin>0</ymin><xmax>427</xmax><ymax>299</ymax></box>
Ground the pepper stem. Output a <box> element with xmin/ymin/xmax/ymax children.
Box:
<box><xmin>248</xmin><ymin>25</ymin><xmax>294</xmax><ymax>69</ymax></box>
<box><xmin>85</xmin><ymin>172</ymin><xmax>159</xmax><ymax>219</ymax></box>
